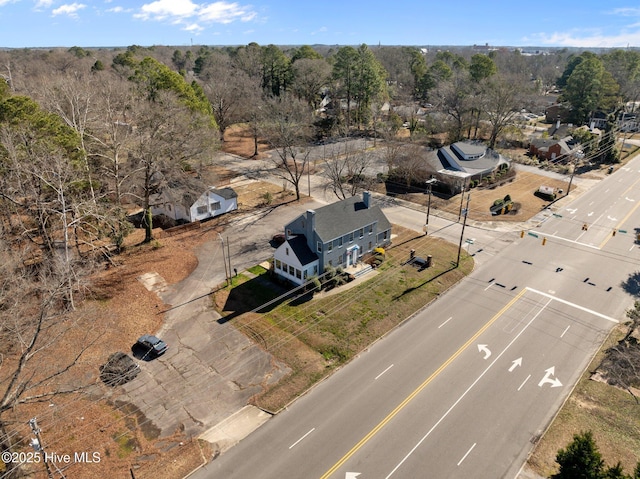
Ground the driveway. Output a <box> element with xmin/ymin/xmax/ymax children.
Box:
<box><xmin>114</xmin><ymin>199</ymin><xmax>324</xmax><ymax>442</ymax></box>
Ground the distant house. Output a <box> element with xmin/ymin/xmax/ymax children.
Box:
<box><xmin>545</xmin><ymin>104</ymin><xmax>572</xmax><ymax>123</ymax></box>
<box><xmin>150</xmin><ymin>187</ymin><xmax>237</xmax><ymax>223</ymax></box>
<box><xmin>273</xmin><ymin>191</ymin><xmax>392</xmax><ymax>286</ymax></box>
<box><xmin>418</xmin><ymin>142</ymin><xmax>509</xmax><ymax>192</ymax></box>
<box><xmin>529</xmin><ymin>137</ymin><xmax>574</xmax><ymax>161</ymax></box>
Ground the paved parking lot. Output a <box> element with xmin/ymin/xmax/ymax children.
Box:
<box><xmin>113</xmin><ymin>197</ymin><xmax>325</xmax><ymax>442</ymax></box>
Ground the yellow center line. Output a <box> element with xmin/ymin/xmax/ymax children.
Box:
<box><xmin>319</xmin><ymin>288</ymin><xmax>528</xmax><ymax>479</ymax></box>
<box><xmin>599</xmin><ymin>173</ymin><xmax>640</xmax><ymax>249</ymax></box>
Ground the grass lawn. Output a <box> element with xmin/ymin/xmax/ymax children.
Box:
<box><xmin>213</xmin><ymin>225</ymin><xmax>474</xmax><ymax>412</ymax></box>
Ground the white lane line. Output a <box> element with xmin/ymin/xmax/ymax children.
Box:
<box><xmin>560</xmin><ymin>325</ymin><xmax>570</xmax><ymax>338</ymax></box>
<box><xmin>375</xmin><ymin>364</ymin><xmax>394</xmax><ymax>380</ymax></box>
<box><xmin>289</xmin><ymin>428</ymin><xmax>315</xmax><ymax>449</ymax></box>
<box><xmin>535</xmin><ymin>232</ymin><xmax>600</xmax><ymax>250</ymax></box>
<box><xmin>631</xmin><ymin>244</ymin><xmax>636</xmax><ymax>252</ymax></box>
<box><xmin>438</xmin><ymin>317</ymin><xmax>453</xmax><ymax>329</ymax></box>
<box><xmin>484</xmin><ymin>282</ymin><xmax>494</xmax><ymax>291</ymax></box>
<box><xmin>518</xmin><ymin>374</ymin><xmax>532</xmax><ymax>392</ymax></box>
<box><xmin>526</xmin><ymin>287</ymin><xmax>619</xmax><ymax>323</ymax></box>
<box><xmin>385</xmin><ymin>297</ymin><xmax>552</xmax><ymax>478</ymax></box>
<box><xmin>457</xmin><ymin>443</ymin><xmax>477</xmax><ymax>466</ymax></box>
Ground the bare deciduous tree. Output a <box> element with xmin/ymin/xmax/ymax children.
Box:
<box><xmin>128</xmin><ymin>91</ymin><xmax>217</xmax><ymax>242</ymax></box>
<box><xmin>321</xmin><ymin>143</ymin><xmax>372</xmax><ymax>200</ymax></box>
<box><xmin>259</xmin><ymin>96</ymin><xmax>313</xmax><ymax>201</ymax></box>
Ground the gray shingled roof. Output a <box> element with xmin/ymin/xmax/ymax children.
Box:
<box><xmin>287</xmin><ymin>235</ymin><xmax>318</xmax><ymax>266</ymax></box>
<box><xmin>211</xmin><ymin>187</ymin><xmax>237</xmax><ymax>200</ymax></box>
<box><xmin>312</xmin><ymin>196</ymin><xmax>391</xmax><ymax>242</ymax></box>
<box><xmin>438</xmin><ymin>144</ymin><xmax>502</xmax><ymax>172</ymax></box>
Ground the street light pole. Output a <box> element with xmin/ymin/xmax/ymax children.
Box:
<box><xmin>424</xmin><ymin>178</ymin><xmax>437</xmax><ymax>235</ymax></box>
<box><xmin>456</xmin><ymin>193</ymin><xmax>471</xmax><ymax>268</ymax></box>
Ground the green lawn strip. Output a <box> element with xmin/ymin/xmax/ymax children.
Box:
<box><xmin>248</xmin><ymin>233</ymin><xmax>473</xmax><ymax>411</ymax></box>
<box><xmin>527</xmin><ymin>325</ymin><xmax>640</xmax><ymax>476</ymax></box>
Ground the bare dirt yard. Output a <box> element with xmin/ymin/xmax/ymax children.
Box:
<box><xmin>396</xmin><ymin>170</ymin><xmax>576</xmax><ymax>223</ymax></box>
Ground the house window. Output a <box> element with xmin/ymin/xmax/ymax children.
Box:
<box><xmin>358</xmin><ymin>228</ymin><xmax>364</xmax><ymax>238</ymax></box>
<box><xmin>303</xmin><ymin>270</ymin><xmax>308</xmax><ymax>279</ymax></box>
<box><xmin>338</xmin><ymin>255</ymin><xmax>343</xmax><ymax>265</ymax></box>
<box><xmin>328</xmin><ymin>242</ymin><xmax>333</xmax><ymax>252</ymax></box>
<box><xmin>282</xmin><ymin>262</ymin><xmax>288</xmax><ymax>273</ymax></box>
<box><xmin>368</xmin><ymin>241</ymin><xmax>372</xmax><ymax>251</ymax></box>
<box><xmin>286</xmin><ymin>229</ymin><xmax>292</xmax><ymax>236</ymax></box>
<box><xmin>328</xmin><ymin>260</ymin><xmax>333</xmax><ymax>267</ymax></box>
<box><xmin>317</xmin><ymin>241</ymin><xmax>322</xmax><ymax>253</ymax></box>
<box><xmin>338</xmin><ymin>237</ymin><xmax>343</xmax><ymax>248</ymax></box>
<box><xmin>275</xmin><ymin>259</ymin><xmax>281</xmax><ymax>270</ymax></box>
<box><xmin>348</xmin><ymin>232</ymin><xmax>354</xmax><ymax>243</ymax></box>
<box><xmin>383</xmin><ymin>230</ymin><xmax>388</xmax><ymax>240</ymax></box>
<box><xmin>313</xmin><ymin>265</ymin><xmax>318</xmax><ymax>275</ymax></box>
<box><xmin>296</xmin><ymin>269</ymin><xmax>302</xmax><ymax>279</ymax></box>
<box><xmin>211</xmin><ymin>201</ymin><xmax>221</xmax><ymax>210</ymax></box>
<box><xmin>196</xmin><ymin>205</ymin><xmax>208</xmax><ymax>215</ymax></box>
<box><xmin>289</xmin><ymin>265</ymin><xmax>295</xmax><ymax>275</ymax></box>
<box><xmin>368</xmin><ymin>224</ymin><xmax>373</xmax><ymax>234</ymax></box>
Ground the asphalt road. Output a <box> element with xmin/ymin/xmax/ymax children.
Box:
<box><xmin>194</xmin><ymin>153</ymin><xmax>640</xmax><ymax>478</ymax></box>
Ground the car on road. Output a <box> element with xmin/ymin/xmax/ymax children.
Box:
<box><xmin>136</xmin><ymin>334</ymin><xmax>168</xmax><ymax>357</ymax></box>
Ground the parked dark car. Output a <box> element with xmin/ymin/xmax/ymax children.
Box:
<box><xmin>136</xmin><ymin>334</ymin><xmax>168</xmax><ymax>357</ymax></box>
<box><xmin>100</xmin><ymin>352</ymin><xmax>140</xmax><ymax>387</ymax></box>
<box><xmin>271</xmin><ymin>233</ymin><xmax>286</xmax><ymax>246</ymax></box>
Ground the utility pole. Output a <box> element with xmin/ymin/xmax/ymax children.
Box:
<box><xmin>219</xmin><ymin>234</ymin><xmax>229</xmax><ymax>286</ymax></box>
<box><xmin>226</xmin><ymin>237</ymin><xmax>232</xmax><ymax>284</ymax></box>
<box><xmin>457</xmin><ymin>179</ymin><xmax>468</xmax><ymax>222</ymax></box>
<box><xmin>29</xmin><ymin>418</ymin><xmax>54</xmax><ymax>479</ymax></box>
<box><xmin>456</xmin><ymin>193</ymin><xmax>471</xmax><ymax>268</ymax></box>
<box><xmin>424</xmin><ymin>178</ymin><xmax>437</xmax><ymax>235</ymax></box>
<box><xmin>565</xmin><ymin>151</ymin><xmax>582</xmax><ymax>196</ymax></box>
<box><xmin>307</xmin><ymin>157</ymin><xmax>311</xmax><ymax>197</ymax></box>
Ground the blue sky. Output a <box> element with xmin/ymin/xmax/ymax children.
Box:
<box><xmin>1</xmin><ymin>0</ymin><xmax>640</xmax><ymax>49</ymax></box>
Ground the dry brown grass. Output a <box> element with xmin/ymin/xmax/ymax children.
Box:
<box><xmin>397</xmin><ymin>171</ymin><xmax>577</xmax><ymax>223</ymax></box>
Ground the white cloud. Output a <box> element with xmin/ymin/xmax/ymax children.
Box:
<box><xmin>135</xmin><ymin>0</ymin><xmax>198</xmax><ymax>21</ymax></box>
<box><xmin>106</xmin><ymin>6</ymin><xmax>125</xmax><ymax>13</ymax></box>
<box><xmin>135</xmin><ymin>0</ymin><xmax>258</xmax><ymax>30</ymax></box>
<box><xmin>184</xmin><ymin>22</ymin><xmax>203</xmax><ymax>33</ymax></box>
<box><xmin>199</xmin><ymin>1</ymin><xmax>256</xmax><ymax>23</ymax></box>
<box><xmin>51</xmin><ymin>3</ymin><xmax>86</xmax><ymax>18</ymax></box>
<box><xmin>33</xmin><ymin>0</ymin><xmax>54</xmax><ymax>10</ymax></box>
<box><xmin>609</xmin><ymin>7</ymin><xmax>640</xmax><ymax>17</ymax></box>
<box><xmin>531</xmin><ymin>29</ymin><xmax>640</xmax><ymax>48</ymax></box>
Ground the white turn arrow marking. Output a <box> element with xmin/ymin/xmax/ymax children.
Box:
<box><xmin>477</xmin><ymin>344</ymin><xmax>491</xmax><ymax>360</ymax></box>
<box><xmin>566</xmin><ymin>208</ymin><xmax>577</xmax><ymax>214</ymax></box>
<box><xmin>587</xmin><ymin>211</ymin><xmax>594</xmax><ymax>217</ymax></box>
<box><xmin>607</xmin><ymin>216</ymin><xmax>618</xmax><ymax>221</ymax></box>
<box><xmin>346</xmin><ymin>473</ymin><xmax>361</xmax><ymax>479</ymax></box>
<box><xmin>626</xmin><ymin>197</ymin><xmax>636</xmax><ymax>202</ymax></box>
<box><xmin>538</xmin><ymin>366</ymin><xmax>562</xmax><ymax>388</ymax></box>
<box><xmin>508</xmin><ymin>357</ymin><xmax>523</xmax><ymax>372</ymax></box>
